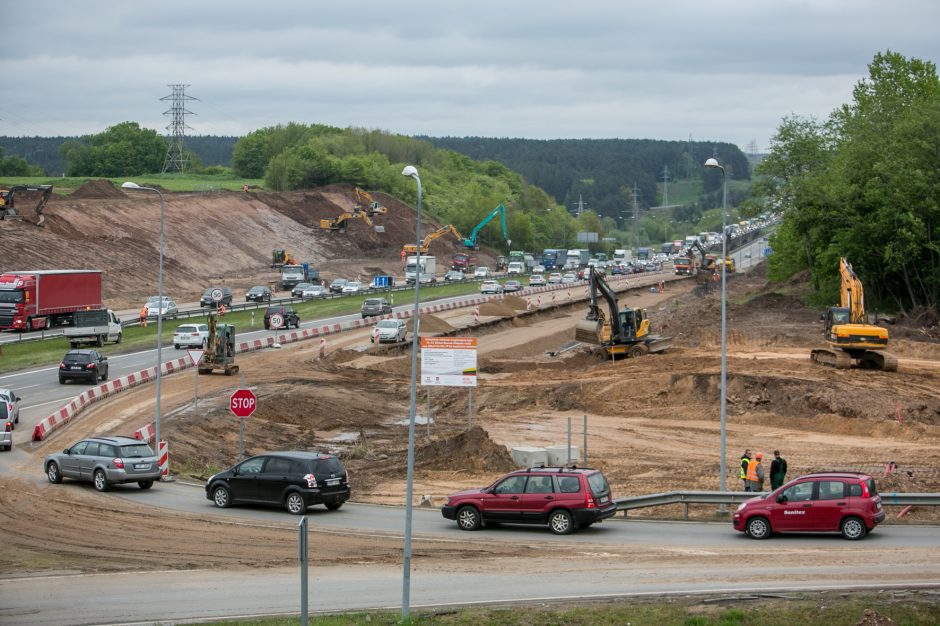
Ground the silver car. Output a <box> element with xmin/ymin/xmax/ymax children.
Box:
<box><xmin>173</xmin><ymin>323</ymin><xmax>209</xmax><ymax>349</ymax></box>
<box><xmin>372</xmin><ymin>318</ymin><xmax>408</xmax><ymax>343</ymax></box>
<box><xmin>0</xmin><ymin>388</ymin><xmax>21</xmax><ymax>426</ymax></box>
<box><xmin>45</xmin><ymin>436</ymin><xmax>162</xmax><ymax>491</ymax></box>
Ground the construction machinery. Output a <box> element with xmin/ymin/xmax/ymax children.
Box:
<box><xmin>271</xmin><ymin>249</ymin><xmax>299</xmax><ymax>268</ymax></box>
<box><xmin>0</xmin><ymin>184</ymin><xmax>52</xmax><ymax>226</ymax></box>
<box><xmin>463</xmin><ymin>203</ymin><xmax>511</xmax><ymax>249</ymax></box>
<box><xmin>810</xmin><ymin>258</ymin><xmax>896</xmax><ymax>371</ymax></box>
<box><xmin>403</xmin><ymin>224</ymin><xmax>465</xmax><ymax>255</ymax></box>
<box><xmin>198</xmin><ymin>313</ymin><xmax>239</xmax><ymax>376</ymax></box>
<box><xmin>320</xmin><ymin>188</ymin><xmax>387</xmax><ymax>232</ymax></box>
<box><xmin>574</xmin><ymin>266</ymin><xmax>672</xmax><ymax>359</ymax></box>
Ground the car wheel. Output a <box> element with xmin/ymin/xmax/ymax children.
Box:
<box><xmin>456</xmin><ymin>505</ymin><xmax>482</xmax><ymax>531</ymax></box>
<box><xmin>212</xmin><ymin>485</ymin><xmax>232</xmax><ymax>508</ymax></box>
<box><xmin>47</xmin><ymin>461</ymin><xmax>62</xmax><ymax>484</ymax></box>
<box><xmin>101</xmin><ymin>368</ymin><xmax>108</xmax><ymax>381</ymax></box>
<box><xmin>325</xmin><ymin>501</ymin><xmax>343</xmax><ymax>511</ymax></box>
<box><xmin>93</xmin><ymin>469</ymin><xmax>109</xmax><ymax>492</ymax></box>
<box><xmin>58</xmin><ymin>376</ymin><xmax>66</xmax><ymax>384</ymax></box>
<box><xmin>285</xmin><ymin>492</ymin><xmax>307</xmax><ymax>515</ymax></box>
<box><xmin>841</xmin><ymin>516</ymin><xmax>867</xmax><ymax>540</ymax></box>
<box><xmin>548</xmin><ymin>509</ymin><xmax>575</xmax><ymax>535</ymax></box>
<box><xmin>174</xmin><ymin>344</ymin><xmax>180</xmax><ymax>350</ymax></box>
<box><xmin>138</xmin><ymin>480</ymin><xmax>154</xmax><ymax>490</ymax></box>
<box><xmin>116</xmin><ymin>332</ymin><xmax>122</xmax><ymax>344</ymax></box>
<box><xmin>746</xmin><ymin>516</ymin><xmax>771</xmax><ymax>539</ymax></box>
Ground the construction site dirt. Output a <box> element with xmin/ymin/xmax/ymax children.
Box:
<box><xmin>2</xmin><ymin>181</ymin><xmax>940</xmax><ymax>579</ymax></box>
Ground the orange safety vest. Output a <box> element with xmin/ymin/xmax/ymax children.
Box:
<box><xmin>746</xmin><ymin>459</ymin><xmax>759</xmax><ymax>481</ymax></box>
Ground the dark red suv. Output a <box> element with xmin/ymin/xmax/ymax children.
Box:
<box><xmin>441</xmin><ymin>466</ymin><xmax>617</xmax><ymax>535</ymax></box>
<box><xmin>733</xmin><ymin>472</ymin><xmax>885</xmax><ymax>540</ymax></box>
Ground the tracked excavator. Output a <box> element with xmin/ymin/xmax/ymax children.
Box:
<box><xmin>574</xmin><ymin>266</ymin><xmax>672</xmax><ymax>359</ymax></box>
<box><xmin>198</xmin><ymin>313</ymin><xmax>239</xmax><ymax>376</ymax></box>
<box><xmin>320</xmin><ymin>188</ymin><xmax>387</xmax><ymax>232</ymax></box>
<box><xmin>810</xmin><ymin>257</ymin><xmax>897</xmax><ymax>371</ymax></box>
<box><xmin>403</xmin><ymin>224</ymin><xmax>465</xmax><ymax>255</ymax></box>
<box><xmin>0</xmin><ymin>184</ymin><xmax>52</xmax><ymax>226</ymax></box>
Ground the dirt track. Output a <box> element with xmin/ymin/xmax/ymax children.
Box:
<box><xmin>3</xmin><ymin>183</ymin><xmax>940</xmax><ymax>577</ymax></box>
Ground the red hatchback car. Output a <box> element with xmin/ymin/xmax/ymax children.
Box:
<box><xmin>441</xmin><ymin>466</ymin><xmax>617</xmax><ymax>535</ymax></box>
<box><xmin>733</xmin><ymin>472</ymin><xmax>885</xmax><ymax>540</ymax></box>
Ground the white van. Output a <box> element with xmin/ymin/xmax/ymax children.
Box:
<box><xmin>507</xmin><ymin>261</ymin><xmax>525</xmax><ymax>275</ymax></box>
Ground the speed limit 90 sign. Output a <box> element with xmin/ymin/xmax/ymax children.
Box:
<box><xmin>230</xmin><ymin>388</ymin><xmax>257</xmax><ymax>417</ymax></box>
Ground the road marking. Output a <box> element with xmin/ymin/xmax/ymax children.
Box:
<box><xmin>23</xmin><ymin>397</ymin><xmax>79</xmax><ymax>410</ymax></box>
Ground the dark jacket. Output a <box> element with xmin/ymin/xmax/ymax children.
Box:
<box><xmin>770</xmin><ymin>457</ymin><xmax>788</xmax><ymax>488</ymax></box>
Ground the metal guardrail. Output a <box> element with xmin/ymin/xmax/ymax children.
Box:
<box><xmin>614</xmin><ymin>490</ymin><xmax>940</xmax><ymax>511</ymax></box>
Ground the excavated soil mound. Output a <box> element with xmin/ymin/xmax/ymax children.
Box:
<box><xmin>502</xmin><ymin>295</ymin><xmax>529</xmax><ymax>310</ymax></box>
<box><xmin>69</xmin><ymin>179</ymin><xmax>130</xmax><ymax>199</ymax></box>
<box><xmin>479</xmin><ymin>300</ymin><xmax>517</xmax><ymax>317</ymax></box>
<box><xmin>416</xmin><ymin>314</ymin><xmax>454</xmax><ymax>333</ymax></box>
<box><xmin>414</xmin><ymin>426</ymin><xmax>515</xmax><ymax>472</ymax></box>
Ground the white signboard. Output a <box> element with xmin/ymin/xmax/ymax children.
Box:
<box><xmin>420</xmin><ymin>337</ymin><xmax>477</xmax><ymax>387</ymax></box>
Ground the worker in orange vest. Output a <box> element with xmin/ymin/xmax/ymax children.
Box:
<box><xmin>139</xmin><ymin>306</ymin><xmax>148</xmax><ymax>327</ymax></box>
<box><xmin>746</xmin><ymin>453</ymin><xmax>765</xmax><ymax>492</ymax></box>
<box><xmin>217</xmin><ymin>303</ymin><xmax>228</xmax><ymax>317</ymax></box>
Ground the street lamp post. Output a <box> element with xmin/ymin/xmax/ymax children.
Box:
<box><xmin>121</xmin><ymin>182</ymin><xmax>166</xmax><ymax>468</ymax></box>
<box><xmin>703</xmin><ymin>158</ymin><xmax>728</xmax><ymax>495</ymax></box>
<box><xmin>400</xmin><ymin>165</ymin><xmax>422</xmax><ymax>617</ymax></box>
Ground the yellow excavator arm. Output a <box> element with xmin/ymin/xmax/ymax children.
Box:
<box><xmin>402</xmin><ymin>224</ymin><xmax>465</xmax><ymax>255</ymax></box>
<box><xmin>839</xmin><ymin>257</ymin><xmax>868</xmax><ymax>324</ymax></box>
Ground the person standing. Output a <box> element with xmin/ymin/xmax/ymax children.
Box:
<box><xmin>747</xmin><ymin>453</ymin><xmax>765</xmax><ymax>492</ymax></box>
<box><xmin>139</xmin><ymin>305</ymin><xmax>148</xmax><ymax>327</ymax></box>
<box><xmin>770</xmin><ymin>450</ymin><xmax>788</xmax><ymax>490</ymax></box>
<box><xmin>739</xmin><ymin>449</ymin><xmax>752</xmax><ymax>491</ymax></box>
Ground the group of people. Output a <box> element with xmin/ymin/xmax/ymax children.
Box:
<box><xmin>739</xmin><ymin>449</ymin><xmax>787</xmax><ymax>492</ymax></box>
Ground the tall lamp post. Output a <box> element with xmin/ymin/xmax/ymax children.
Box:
<box><xmin>703</xmin><ymin>158</ymin><xmax>728</xmax><ymax>495</ymax></box>
<box><xmin>400</xmin><ymin>165</ymin><xmax>422</xmax><ymax>617</ymax></box>
<box><xmin>121</xmin><ymin>182</ymin><xmax>166</xmax><ymax>465</ymax></box>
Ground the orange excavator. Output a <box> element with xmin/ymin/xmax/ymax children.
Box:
<box><xmin>402</xmin><ymin>224</ymin><xmax>465</xmax><ymax>255</ymax></box>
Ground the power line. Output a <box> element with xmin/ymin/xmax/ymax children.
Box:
<box><xmin>161</xmin><ymin>84</ymin><xmax>198</xmax><ymax>173</ymax></box>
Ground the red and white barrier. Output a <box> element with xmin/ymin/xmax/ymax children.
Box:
<box><xmin>133</xmin><ymin>422</ymin><xmax>155</xmax><ymax>443</ymax></box>
<box><xmin>158</xmin><ymin>440</ymin><xmax>168</xmax><ymax>477</ymax></box>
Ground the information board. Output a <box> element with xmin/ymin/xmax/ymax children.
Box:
<box><xmin>420</xmin><ymin>337</ymin><xmax>477</xmax><ymax>387</ymax></box>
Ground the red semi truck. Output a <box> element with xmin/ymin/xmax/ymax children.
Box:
<box><xmin>0</xmin><ymin>270</ymin><xmax>103</xmax><ymax>331</ymax></box>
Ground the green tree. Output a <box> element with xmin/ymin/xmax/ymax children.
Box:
<box><xmin>61</xmin><ymin>122</ymin><xmax>166</xmax><ymax>177</ymax></box>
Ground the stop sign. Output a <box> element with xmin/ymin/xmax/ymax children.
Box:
<box><xmin>230</xmin><ymin>388</ymin><xmax>257</xmax><ymax>418</ymax></box>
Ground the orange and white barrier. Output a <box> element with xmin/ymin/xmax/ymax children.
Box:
<box><xmin>158</xmin><ymin>440</ymin><xmax>168</xmax><ymax>477</ymax></box>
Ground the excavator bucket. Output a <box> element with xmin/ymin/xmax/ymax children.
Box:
<box><xmin>574</xmin><ymin>319</ymin><xmax>602</xmax><ymax>344</ymax></box>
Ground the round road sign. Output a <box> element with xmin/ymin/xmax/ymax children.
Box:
<box><xmin>210</xmin><ymin>288</ymin><xmax>224</xmax><ymax>303</ymax></box>
<box><xmin>269</xmin><ymin>313</ymin><xmax>284</xmax><ymax>329</ymax></box>
<box><xmin>230</xmin><ymin>389</ymin><xmax>257</xmax><ymax>418</ymax></box>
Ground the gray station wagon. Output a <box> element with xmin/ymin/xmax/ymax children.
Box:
<box><xmin>45</xmin><ymin>436</ymin><xmax>162</xmax><ymax>491</ymax></box>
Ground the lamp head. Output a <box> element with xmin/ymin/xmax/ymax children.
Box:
<box><xmin>704</xmin><ymin>158</ymin><xmax>722</xmax><ymax>170</ymax></box>
<box><xmin>121</xmin><ymin>181</ymin><xmax>141</xmax><ymax>189</ymax></box>
<box><xmin>401</xmin><ymin>165</ymin><xmax>419</xmax><ymax>179</ymax></box>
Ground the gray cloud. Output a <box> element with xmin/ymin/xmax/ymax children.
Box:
<box><xmin>3</xmin><ymin>1</ymin><xmax>938</xmax><ymax>149</ymax></box>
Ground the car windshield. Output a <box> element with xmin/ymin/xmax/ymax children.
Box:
<box><xmin>119</xmin><ymin>443</ymin><xmax>154</xmax><ymax>458</ymax></box>
<box><xmin>249</xmin><ymin>287</ymin><xmax>266</xmax><ymax>293</ymax></box>
<box><xmin>587</xmin><ymin>472</ymin><xmax>610</xmax><ymax>496</ymax></box>
<box><xmin>0</xmin><ymin>291</ymin><xmax>24</xmax><ymax>303</ymax></box>
<box><xmin>64</xmin><ymin>353</ymin><xmax>91</xmax><ymax>364</ymax></box>
<box><xmin>377</xmin><ymin>320</ymin><xmax>399</xmax><ymax>329</ymax></box>
<box><xmin>364</xmin><ymin>299</ymin><xmax>381</xmax><ymax>305</ymax></box>
<box><xmin>176</xmin><ymin>325</ymin><xmax>198</xmax><ymax>333</ymax></box>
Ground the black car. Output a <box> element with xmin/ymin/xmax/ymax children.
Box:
<box><xmin>291</xmin><ymin>282</ymin><xmax>313</xmax><ymax>298</ymax></box>
<box><xmin>263</xmin><ymin>306</ymin><xmax>300</xmax><ymax>329</ymax></box>
<box><xmin>205</xmin><ymin>451</ymin><xmax>350</xmax><ymax>515</ymax></box>
<box><xmin>200</xmin><ymin>286</ymin><xmax>233</xmax><ymax>308</ymax></box>
<box><xmin>245</xmin><ymin>285</ymin><xmax>272</xmax><ymax>303</ymax></box>
<box><xmin>58</xmin><ymin>349</ymin><xmax>109</xmax><ymax>384</ymax></box>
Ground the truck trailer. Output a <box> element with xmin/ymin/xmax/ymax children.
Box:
<box><xmin>0</xmin><ymin>270</ymin><xmax>103</xmax><ymax>331</ymax></box>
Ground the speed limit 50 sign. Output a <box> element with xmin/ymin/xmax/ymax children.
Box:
<box><xmin>230</xmin><ymin>388</ymin><xmax>257</xmax><ymax>418</ymax></box>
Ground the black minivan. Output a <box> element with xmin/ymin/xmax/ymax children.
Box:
<box><xmin>205</xmin><ymin>451</ymin><xmax>350</xmax><ymax>515</ymax></box>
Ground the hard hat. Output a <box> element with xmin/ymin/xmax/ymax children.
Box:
<box><xmin>755</xmin><ymin>452</ymin><xmax>764</xmax><ymax>459</ymax></box>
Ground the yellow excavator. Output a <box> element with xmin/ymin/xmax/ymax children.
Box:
<box><xmin>574</xmin><ymin>266</ymin><xmax>672</xmax><ymax>359</ymax></box>
<box><xmin>320</xmin><ymin>187</ymin><xmax>387</xmax><ymax>232</ymax></box>
<box><xmin>402</xmin><ymin>224</ymin><xmax>465</xmax><ymax>255</ymax></box>
<box><xmin>0</xmin><ymin>184</ymin><xmax>52</xmax><ymax>226</ymax></box>
<box><xmin>810</xmin><ymin>257</ymin><xmax>896</xmax><ymax>371</ymax></box>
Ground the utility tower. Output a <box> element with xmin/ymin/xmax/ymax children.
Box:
<box><xmin>161</xmin><ymin>84</ymin><xmax>198</xmax><ymax>173</ymax></box>
<box><xmin>632</xmin><ymin>182</ymin><xmax>639</xmax><ymax>253</ymax></box>
<box><xmin>573</xmin><ymin>194</ymin><xmax>587</xmax><ymax>219</ymax></box>
<box><xmin>660</xmin><ymin>164</ymin><xmax>670</xmax><ymax>207</ymax></box>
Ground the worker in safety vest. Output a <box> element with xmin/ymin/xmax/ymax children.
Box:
<box><xmin>739</xmin><ymin>450</ymin><xmax>752</xmax><ymax>491</ymax></box>
<box><xmin>217</xmin><ymin>303</ymin><xmax>228</xmax><ymax>317</ymax></box>
<box><xmin>139</xmin><ymin>306</ymin><xmax>148</xmax><ymax>327</ymax></box>
<box><xmin>746</xmin><ymin>453</ymin><xmax>765</xmax><ymax>492</ymax></box>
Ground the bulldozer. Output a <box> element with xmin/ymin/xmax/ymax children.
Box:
<box><xmin>810</xmin><ymin>257</ymin><xmax>897</xmax><ymax>371</ymax></box>
<box><xmin>198</xmin><ymin>313</ymin><xmax>239</xmax><ymax>375</ymax></box>
<box><xmin>0</xmin><ymin>184</ymin><xmax>52</xmax><ymax>226</ymax></box>
<box><xmin>320</xmin><ymin>188</ymin><xmax>387</xmax><ymax>232</ymax></box>
<box><xmin>574</xmin><ymin>266</ymin><xmax>672</xmax><ymax>359</ymax></box>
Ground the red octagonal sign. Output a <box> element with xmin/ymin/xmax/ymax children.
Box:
<box><xmin>230</xmin><ymin>388</ymin><xmax>257</xmax><ymax>418</ymax></box>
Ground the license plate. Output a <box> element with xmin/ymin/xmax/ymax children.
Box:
<box><xmin>326</xmin><ymin>478</ymin><xmax>340</xmax><ymax>486</ymax></box>
<box><xmin>134</xmin><ymin>463</ymin><xmax>150</xmax><ymax>470</ymax></box>
<box><xmin>71</xmin><ymin>366</ymin><xmax>82</xmax><ymax>370</ymax></box>
<box><xmin>599</xmin><ymin>496</ymin><xmax>609</xmax><ymax>504</ymax></box>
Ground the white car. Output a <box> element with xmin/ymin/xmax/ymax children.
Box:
<box><xmin>529</xmin><ymin>274</ymin><xmax>547</xmax><ymax>287</ymax></box>
<box><xmin>548</xmin><ymin>272</ymin><xmax>563</xmax><ymax>284</ymax></box>
<box><xmin>372</xmin><ymin>319</ymin><xmax>408</xmax><ymax>343</ymax></box>
<box><xmin>480</xmin><ymin>280</ymin><xmax>503</xmax><ymax>294</ymax></box>
<box><xmin>342</xmin><ymin>281</ymin><xmax>364</xmax><ymax>294</ymax></box>
<box><xmin>561</xmin><ymin>273</ymin><xmax>578</xmax><ymax>284</ymax></box>
<box><xmin>146</xmin><ymin>300</ymin><xmax>178</xmax><ymax>318</ymax></box>
<box><xmin>0</xmin><ymin>388</ymin><xmax>21</xmax><ymax>426</ymax></box>
<box><xmin>301</xmin><ymin>285</ymin><xmax>328</xmax><ymax>298</ymax></box>
<box><xmin>474</xmin><ymin>267</ymin><xmax>492</xmax><ymax>278</ymax></box>
<box><xmin>173</xmin><ymin>323</ymin><xmax>209</xmax><ymax>349</ymax></box>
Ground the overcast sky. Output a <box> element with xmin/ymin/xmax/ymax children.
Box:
<box><xmin>4</xmin><ymin>1</ymin><xmax>938</xmax><ymax>151</ymax></box>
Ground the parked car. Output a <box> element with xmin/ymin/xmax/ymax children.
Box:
<box><xmin>245</xmin><ymin>285</ymin><xmax>272</xmax><ymax>302</ymax></box>
<box><xmin>442</xmin><ymin>465</ymin><xmax>617</xmax><ymax>535</ymax></box>
<box><xmin>58</xmin><ymin>349</ymin><xmax>109</xmax><ymax>384</ymax></box>
<box><xmin>548</xmin><ymin>272</ymin><xmax>563</xmax><ymax>284</ymax></box>
<box><xmin>502</xmin><ymin>280</ymin><xmax>523</xmax><ymax>293</ymax></box>
<box><xmin>205</xmin><ymin>451</ymin><xmax>350</xmax><ymax>515</ymax></box>
<box><xmin>361</xmin><ymin>298</ymin><xmax>392</xmax><ymax>318</ymax></box>
<box><xmin>329</xmin><ymin>278</ymin><xmax>348</xmax><ymax>293</ymax></box>
<box><xmin>342</xmin><ymin>281</ymin><xmax>364</xmax><ymax>294</ymax></box>
<box><xmin>291</xmin><ymin>282</ymin><xmax>313</xmax><ymax>298</ymax></box>
<box><xmin>0</xmin><ymin>406</ymin><xmax>12</xmax><ymax>451</ymax></box>
<box><xmin>146</xmin><ymin>299</ymin><xmax>178</xmax><ymax>318</ymax></box>
<box><xmin>474</xmin><ymin>267</ymin><xmax>492</xmax><ymax>278</ymax></box>
<box><xmin>0</xmin><ymin>388</ymin><xmax>21</xmax><ymax>426</ymax></box>
<box><xmin>300</xmin><ymin>284</ymin><xmax>328</xmax><ymax>299</ymax></box>
<box><xmin>480</xmin><ymin>280</ymin><xmax>503</xmax><ymax>294</ymax></box>
<box><xmin>372</xmin><ymin>318</ymin><xmax>408</xmax><ymax>343</ymax></box>
<box><xmin>733</xmin><ymin>472</ymin><xmax>885</xmax><ymax>540</ymax></box>
<box><xmin>200</xmin><ymin>286</ymin><xmax>233</xmax><ymax>308</ymax></box>
<box><xmin>263</xmin><ymin>306</ymin><xmax>300</xmax><ymax>329</ymax></box>
<box><xmin>528</xmin><ymin>274</ymin><xmax>547</xmax><ymax>287</ymax></box>
<box><xmin>561</xmin><ymin>273</ymin><xmax>578</xmax><ymax>284</ymax></box>
<box><xmin>173</xmin><ymin>323</ymin><xmax>210</xmax><ymax>349</ymax></box>
<box><xmin>45</xmin><ymin>436</ymin><xmax>161</xmax><ymax>491</ymax></box>
<box><xmin>444</xmin><ymin>270</ymin><xmax>466</xmax><ymax>282</ymax></box>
